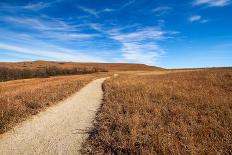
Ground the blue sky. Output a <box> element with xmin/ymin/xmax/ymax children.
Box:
<box><xmin>0</xmin><ymin>0</ymin><xmax>231</xmax><ymax>68</ymax></box>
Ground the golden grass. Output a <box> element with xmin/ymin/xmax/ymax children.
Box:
<box><xmin>83</xmin><ymin>68</ymin><xmax>232</xmax><ymax>154</ymax></box>
<box><xmin>0</xmin><ymin>73</ymin><xmax>108</xmax><ymax>134</ymax></box>
<box><xmin>0</xmin><ymin>60</ymin><xmax>162</xmax><ymax>71</ymax></box>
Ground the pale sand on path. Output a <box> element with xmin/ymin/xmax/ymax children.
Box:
<box><xmin>0</xmin><ymin>77</ymin><xmax>107</xmax><ymax>155</ymax></box>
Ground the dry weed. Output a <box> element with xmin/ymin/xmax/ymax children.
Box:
<box><xmin>84</xmin><ymin>68</ymin><xmax>232</xmax><ymax>154</ymax></box>
<box><xmin>0</xmin><ymin>73</ymin><xmax>107</xmax><ymax>134</ymax></box>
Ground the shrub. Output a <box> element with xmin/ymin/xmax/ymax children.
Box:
<box><xmin>0</xmin><ymin>66</ymin><xmax>108</xmax><ymax>82</ymax></box>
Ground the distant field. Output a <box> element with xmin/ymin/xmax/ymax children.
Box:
<box><xmin>0</xmin><ymin>61</ymin><xmax>161</xmax><ymax>82</ymax></box>
<box><xmin>0</xmin><ymin>60</ymin><xmax>162</xmax><ymax>71</ymax></box>
<box><xmin>83</xmin><ymin>68</ymin><xmax>232</xmax><ymax>154</ymax></box>
<box><xmin>0</xmin><ymin>73</ymin><xmax>108</xmax><ymax>134</ymax></box>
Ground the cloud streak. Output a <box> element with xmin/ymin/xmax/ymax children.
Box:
<box><xmin>90</xmin><ymin>24</ymin><xmax>174</xmax><ymax>64</ymax></box>
<box><xmin>109</xmin><ymin>28</ymin><xmax>167</xmax><ymax>64</ymax></box>
<box><xmin>0</xmin><ymin>1</ymin><xmax>53</xmax><ymax>11</ymax></box>
<box><xmin>189</xmin><ymin>15</ymin><xmax>208</xmax><ymax>23</ymax></box>
<box><xmin>0</xmin><ymin>3</ymin><xmax>104</xmax><ymax>63</ymax></box>
<box><xmin>78</xmin><ymin>6</ymin><xmax>99</xmax><ymax>17</ymax></box>
<box><xmin>1</xmin><ymin>16</ymin><xmax>76</xmax><ymax>31</ymax></box>
<box><xmin>0</xmin><ymin>15</ymin><xmax>100</xmax><ymax>41</ymax></box>
<box><xmin>189</xmin><ymin>15</ymin><xmax>202</xmax><ymax>22</ymax></box>
<box><xmin>0</xmin><ymin>1</ymin><xmax>175</xmax><ymax>65</ymax></box>
<box><xmin>0</xmin><ymin>42</ymin><xmax>104</xmax><ymax>62</ymax></box>
<box><xmin>152</xmin><ymin>6</ymin><xmax>172</xmax><ymax>16</ymax></box>
<box><xmin>121</xmin><ymin>0</ymin><xmax>136</xmax><ymax>9</ymax></box>
<box><xmin>78</xmin><ymin>6</ymin><xmax>115</xmax><ymax>18</ymax></box>
<box><xmin>193</xmin><ymin>0</ymin><xmax>231</xmax><ymax>7</ymax></box>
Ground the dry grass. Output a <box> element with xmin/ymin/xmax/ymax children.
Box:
<box><xmin>83</xmin><ymin>68</ymin><xmax>232</xmax><ymax>154</ymax></box>
<box><xmin>0</xmin><ymin>64</ymin><xmax>107</xmax><ymax>82</ymax></box>
<box><xmin>0</xmin><ymin>73</ymin><xmax>108</xmax><ymax>134</ymax></box>
<box><xmin>0</xmin><ymin>60</ymin><xmax>162</xmax><ymax>71</ymax></box>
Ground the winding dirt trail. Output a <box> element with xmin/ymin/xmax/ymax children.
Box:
<box><xmin>0</xmin><ymin>77</ymin><xmax>107</xmax><ymax>155</ymax></box>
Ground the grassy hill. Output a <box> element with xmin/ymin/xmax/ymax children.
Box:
<box><xmin>0</xmin><ymin>60</ymin><xmax>163</xmax><ymax>71</ymax></box>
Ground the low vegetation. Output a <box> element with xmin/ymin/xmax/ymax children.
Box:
<box><xmin>0</xmin><ymin>73</ymin><xmax>107</xmax><ymax>133</ymax></box>
<box><xmin>0</xmin><ymin>66</ymin><xmax>107</xmax><ymax>82</ymax></box>
<box><xmin>0</xmin><ymin>60</ymin><xmax>161</xmax><ymax>72</ymax></box>
<box><xmin>83</xmin><ymin>69</ymin><xmax>232</xmax><ymax>154</ymax></box>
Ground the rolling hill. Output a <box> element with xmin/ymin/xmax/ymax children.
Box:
<box><xmin>0</xmin><ymin>60</ymin><xmax>163</xmax><ymax>71</ymax></box>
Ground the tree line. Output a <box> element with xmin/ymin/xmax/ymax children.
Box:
<box><xmin>0</xmin><ymin>66</ymin><xmax>108</xmax><ymax>82</ymax></box>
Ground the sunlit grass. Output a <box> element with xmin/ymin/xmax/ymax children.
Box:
<box><xmin>84</xmin><ymin>68</ymin><xmax>232</xmax><ymax>154</ymax></box>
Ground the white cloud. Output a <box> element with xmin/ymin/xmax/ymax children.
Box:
<box><xmin>78</xmin><ymin>6</ymin><xmax>99</xmax><ymax>17</ymax></box>
<box><xmin>121</xmin><ymin>0</ymin><xmax>136</xmax><ymax>9</ymax></box>
<box><xmin>102</xmin><ymin>8</ymin><xmax>115</xmax><ymax>12</ymax></box>
<box><xmin>119</xmin><ymin>42</ymin><xmax>165</xmax><ymax>64</ymax></box>
<box><xmin>193</xmin><ymin>0</ymin><xmax>231</xmax><ymax>7</ymax></box>
<box><xmin>189</xmin><ymin>15</ymin><xmax>209</xmax><ymax>23</ymax></box>
<box><xmin>1</xmin><ymin>16</ymin><xmax>76</xmax><ymax>31</ymax></box>
<box><xmin>0</xmin><ymin>43</ymin><xmax>104</xmax><ymax>62</ymax></box>
<box><xmin>109</xmin><ymin>28</ymin><xmax>167</xmax><ymax>64</ymax></box>
<box><xmin>89</xmin><ymin>24</ymin><xmax>173</xmax><ymax>64</ymax></box>
<box><xmin>23</xmin><ymin>2</ymin><xmax>50</xmax><ymax>10</ymax></box>
<box><xmin>0</xmin><ymin>43</ymin><xmax>68</xmax><ymax>60</ymax></box>
<box><xmin>0</xmin><ymin>2</ymin><xmax>52</xmax><ymax>11</ymax></box>
<box><xmin>110</xmin><ymin>28</ymin><xmax>165</xmax><ymax>42</ymax></box>
<box><xmin>189</xmin><ymin>15</ymin><xmax>202</xmax><ymax>22</ymax></box>
<box><xmin>152</xmin><ymin>6</ymin><xmax>172</xmax><ymax>16</ymax></box>
<box><xmin>0</xmin><ymin>19</ymin><xmax>104</xmax><ymax>62</ymax></box>
<box><xmin>0</xmin><ymin>1</ymin><xmax>174</xmax><ymax>65</ymax></box>
<box><xmin>78</xmin><ymin>6</ymin><xmax>115</xmax><ymax>17</ymax></box>
<box><xmin>0</xmin><ymin>15</ymin><xmax>100</xmax><ymax>41</ymax></box>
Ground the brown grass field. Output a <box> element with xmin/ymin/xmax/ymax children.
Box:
<box><xmin>83</xmin><ymin>68</ymin><xmax>232</xmax><ymax>154</ymax></box>
<box><xmin>0</xmin><ymin>60</ymin><xmax>162</xmax><ymax>71</ymax></box>
<box><xmin>1</xmin><ymin>61</ymin><xmax>231</xmax><ymax>154</ymax></box>
<box><xmin>0</xmin><ymin>72</ymin><xmax>109</xmax><ymax>134</ymax></box>
<box><xmin>0</xmin><ymin>61</ymin><xmax>160</xmax><ymax>134</ymax></box>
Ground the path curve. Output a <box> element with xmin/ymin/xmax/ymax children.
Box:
<box><xmin>0</xmin><ymin>77</ymin><xmax>107</xmax><ymax>155</ymax></box>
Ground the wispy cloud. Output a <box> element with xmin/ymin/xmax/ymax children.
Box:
<box><xmin>90</xmin><ymin>24</ymin><xmax>174</xmax><ymax>64</ymax></box>
<box><xmin>0</xmin><ymin>42</ymin><xmax>104</xmax><ymax>62</ymax></box>
<box><xmin>0</xmin><ymin>1</ymin><xmax>175</xmax><ymax>64</ymax></box>
<box><xmin>109</xmin><ymin>28</ymin><xmax>167</xmax><ymax>64</ymax></box>
<box><xmin>0</xmin><ymin>43</ymin><xmax>70</xmax><ymax>60</ymax></box>
<box><xmin>0</xmin><ymin>15</ymin><xmax>100</xmax><ymax>41</ymax></box>
<box><xmin>121</xmin><ymin>0</ymin><xmax>136</xmax><ymax>9</ymax></box>
<box><xmin>0</xmin><ymin>2</ymin><xmax>52</xmax><ymax>11</ymax></box>
<box><xmin>0</xmin><ymin>2</ymin><xmax>105</xmax><ymax>62</ymax></box>
<box><xmin>22</xmin><ymin>2</ymin><xmax>50</xmax><ymax>10</ymax></box>
<box><xmin>78</xmin><ymin>6</ymin><xmax>99</xmax><ymax>17</ymax></box>
<box><xmin>78</xmin><ymin>6</ymin><xmax>115</xmax><ymax>18</ymax></box>
<box><xmin>102</xmin><ymin>8</ymin><xmax>115</xmax><ymax>12</ymax></box>
<box><xmin>193</xmin><ymin>0</ymin><xmax>231</xmax><ymax>7</ymax></box>
<box><xmin>109</xmin><ymin>28</ymin><xmax>166</xmax><ymax>42</ymax></box>
<box><xmin>189</xmin><ymin>15</ymin><xmax>202</xmax><ymax>22</ymax></box>
<box><xmin>1</xmin><ymin>16</ymin><xmax>76</xmax><ymax>31</ymax></box>
<box><xmin>189</xmin><ymin>15</ymin><xmax>209</xmax><ymax>23</ymax></box>
<box><xmin>152</xmin><ymin>6</ymin><xmax>172</xmax><ymax>16</ymax></box>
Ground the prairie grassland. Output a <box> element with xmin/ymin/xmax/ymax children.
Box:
<box><xmin>0</xmin><ymin>61</ymin><xmax>163</xmax><ymax>81</ymax></box>
<box><xmin>84</xmin><ymin>69</ymin><xmax>232</xmax><ymax>154</ymax></box>
<box><xmin>0</xmin><ymin>73</ymin><xmax>108</xmax><ymax>134</ymax></box>
<box><xmin>0</xmin><ymin>65</ymin><xmax>107</xmax><ymax>82</ymax></box>
<box><xmin>0</xmin><ymin>60</ymin><xmax>161</xmax><ymax>71</ymax></box>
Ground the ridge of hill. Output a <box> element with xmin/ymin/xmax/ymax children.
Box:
<box><xmin>0</xmin><ymin>60</ymin><xmax>163</xmax><ymax>71</ymax></box>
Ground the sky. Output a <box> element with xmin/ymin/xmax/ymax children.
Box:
<box><xmin>0</xmin><ymin>0</ymin><xmax>231</xmax><ymax>68</ymax></box>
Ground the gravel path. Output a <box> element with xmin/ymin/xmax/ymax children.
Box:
<box><xmin>0</xmin><ymin>77</ymin><xmax>107</xmax><ymax>155</ymax></box>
